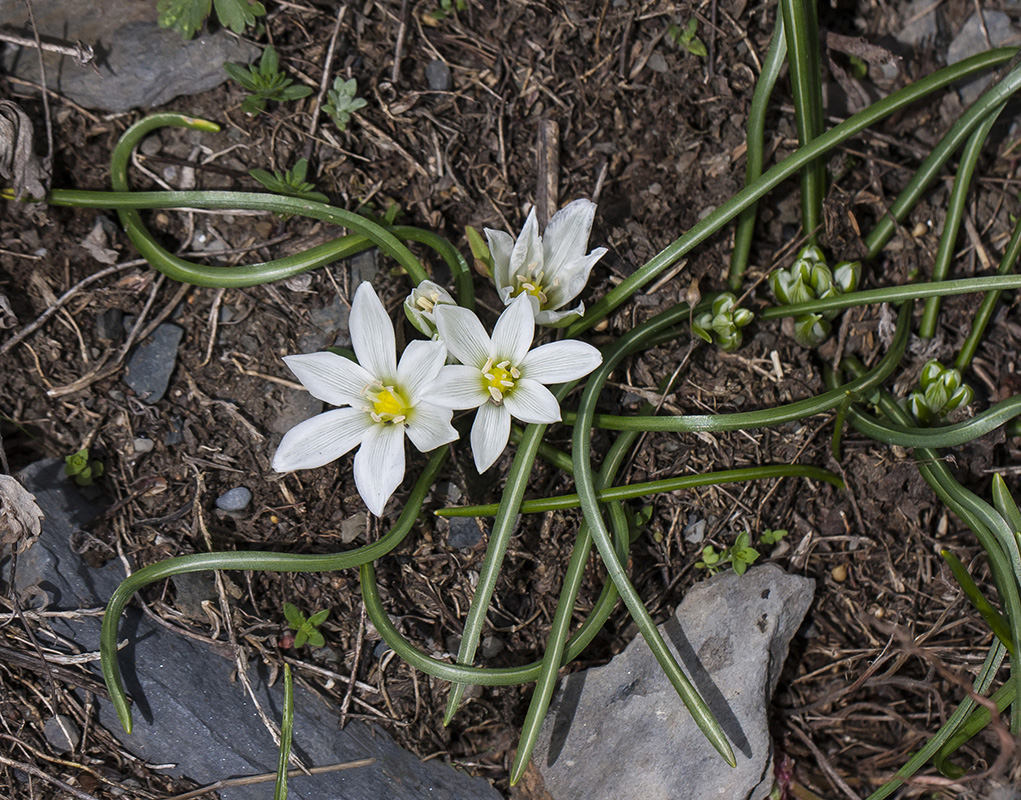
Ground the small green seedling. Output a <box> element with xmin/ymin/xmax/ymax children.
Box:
<box><xmin>225</xmin><ymin>46</ymin><xmax>312</xmax><ymax>116</ymax></box>
<box><xmin>667</xmin><ymin>19</ymin><xmax>707</xmax><ymax>58</ymax></box>
<box><xmin>696</xmin><ymin>528</ymin><xmax>787</xmax><ymax>576</ymax></box>
<box><xmin>250</xmin><ymin>158</ymin><xmax>329</xmax><ymax>206</ymax></box>
<box><xmin>283</xmin><ymin>602</ymin><xmax>329</xmax><ymax>648</ymax></box>
<box><xmin>157</xmin><ymin>0</ymin><xmax>266</xmax><ymax>41</ymax></box>
<box><xmin>429</xmin><ymin>0</ymin><xmax>467</xmax><ymax>21</ymax></box>
<box><xmin>691</xmin><ymin>292</ymin><xmax>754</xmax><ymax>352</ymax></box>
<box><xmin>323</xmin><ymin>77</ymin><xmax>367</xmax><ymax>133</ymax></box>
<box><xmin>906</xmin><ymin>359</ymin><xmax>973</xmax><ymax>425</ymax></box>
<box><xmin>65</xmin><ymin>447</ymin><xmax>104</xmax><ymax>486</ymax></box>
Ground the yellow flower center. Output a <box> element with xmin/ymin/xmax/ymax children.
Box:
<box><xmin>366</xmin><ymin>384</ymin><xmax>408</xmax><ymax>424</ymax></box>
<box><xmin>415</xmin><ymin>291</ymin><xmax>439</xmax><ymax>313</ymax></box>
<box><xmin>513</xmin><ymin>267</ymin><xmax>548</xmax><ymax>305</ymax></box>
<box><xmin>482</xmin><ymin>358</ymin><xmax>520</xmax><ymax>404</ymax></box>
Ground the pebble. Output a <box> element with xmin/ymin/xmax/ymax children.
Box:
<box><xmin>683</xmin><ymin>518</ymin><xmax>706</xmax><ymax>544</ymax></box>
<box><xmin>480</xmin><ymin>635</ymin><xmax>504</xmax><ymax>659</ymax></box>
<box><xmin>373</xmin><ymin>640</ymin><xmax>392</xmax><ymax>659</ymax></box>
<box><xmin>946</xmin><ymin>12</ymin><xmax>1021</xmax><ymax>105</ymax></box>
<box><xmin>124</xmin><ymin>323</ymin><xmax>184</xmax><ymax>404</ymax></box>
<box><xmin>132</xmin><ymin>437</ymin><xmax>155</xmax><ymax>454</ymax></box>
<box><xmin>215</xmin><ymin>487</ymin><xmax>252</xmax><ymax>512</ymax></box>
<box><xmin>44</xmin><ymin>715</ymin><xmax>81</xmax><ymax>753</ymax></box>
<box><xmin>831</xmin><ymin>563</ymin><xmax>849</xmax><ymax>582</ymax></box>
<box><xmin>95</xmin><ymin>308</ymin><xmax>123</xmax><ymax>341</ymax></box>
<box><xmin>425</xmin><ymin>59</ymin><xmax>452</xmax><ymax>91</ymax></box>
<box><xmin>340</xmin><ymin>511</ymin><xmax>368</xmax><ymax>544</ymax></box>
<box><xmin>447</xmin><ymin>517</ymin><xmax>482</xmax><ymax>549</ymax></box>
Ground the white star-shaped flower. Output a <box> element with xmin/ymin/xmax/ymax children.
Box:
<box><xmin>431</xmin><ymin>293</ymin><xmax>602</xmax><ymax>473</ymax></box>
<box><xmin>486</xmin><ymin>199</ymin><xmax>608</xmax><ymax>327</ymax></box>
<box><xmin>272</xmin><ymin>283</ymin><xmax>458</xmax><ymax>516</ymax></box>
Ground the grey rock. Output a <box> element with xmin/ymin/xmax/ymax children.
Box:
<box><xmin>124</xmin><ymin>323</ymin><xmax>184</xmax><ymax>404</ymax></box>
<box><xmin>165</xmin><ymin>416</ymin><xmax>186</xmax><ymax>446</ymax></box>
<box><xmin>170</xmin><ymin>570</ymin><xmax>218</xmax><ymax>621</ymax></box>
<box><xmin>349</xmin><ymin>250</ymin><xmax>379</xmax><ymax>288</ymax></box>
<box><xmin>946</xmin><ymin>12</ymin><xmax>1021</xmax><ymax>105</ymax></box>
<box><xmin>0</xmin><ymin>1</ymin><xmax>260</xmax><ymax>112</ymax></box>
<box><xmin>534</xmin><ymin>565</ymin><xmax>815</xmax><ymax>800</ymax></box>
<box><xmin>216</xmin><ymin>486</ymin><xmax>253</xmax><ymax>512</ymax></box>
<box><xmin>269</xmin><ymin>391</ymin><xmax>323</xmax><ymax>436</ymax></box>
<box><xmin>5</xmin><ymin>461</ymin><xmax>502</xmax><ymax>800</ymax></box>
<box><xmin>480</xmin><ymin>635</ymin><xmax>504</xmax><ymax>659</ymax></box>
<box><xmin>132</xmin><ymin>438</ymin><xmax>155</xmax><ymax>454</ymax></box>
<box><xmin>95</xmin><ymin>308</ymin><xmax>123</xmax><ymax>342</ymax></box>
<box><xmin>341</xmin><ymin>511</ymin><xmax>368</xmax><ymax>544</ymax></box>
<box><xmin>447</xmin><ymin>517</ymin><xmax>482</xmax><ymax>549</ymax></box>
<box><xmin>895</xmin><ymin>0</ymin><xmax>938</xmax><ymax>47</ymax></box>
<box><xmin>374</xmin><ymin>640</ymin><xmax>393</xmax><ymax>659</ymax></box>
<box><xmin>44</xmin><ymin>714</ymin><xmax>81</xmax><ymax>753</ymax></box>
<box><xmin>683</xmin><ymin>518</ymin><xmax>706</xmax><ymax>544</ymax></box>
<box><xmin>426</xmin><ymin>60</ymin><xmax>452</xmax><ymax>91</ymax></box>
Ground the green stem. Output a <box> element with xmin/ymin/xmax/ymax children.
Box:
<box><xmin>729</xmin><ymin>15</ymin><xmax>787</xmax><ymax>290</ymax></box>
<box><xmin>955</xmin><ymin>208</ymin><xmax>1021</xmax><ymax>371</ymax></box>
<box><xmin>101</xmin><ymin>448</ymin><xmax>447</xmax><ymax>733</ymax></box>
<box><xmin>566</xmin><ymin>48</ymin><xmax>1018</xmax><ymax>336</ymax></box>
<box><xmin>919</xmin><ymin>104</ymin><xmax>1004</xmax><ymax>338</ymax></box>
<box><xmin>780</xmin><ymin>0</ymin><xmax>825</xmax><ymax>242</ymax></box>
<box><xmin>437</xmin><ymin>464</ymin><xmax>843</xmax><ymax>517</ymax></box>
<box><xmin>565</xmin><ymin>301</ymin><xmax>910</xmax><ymax>433</ymax></box>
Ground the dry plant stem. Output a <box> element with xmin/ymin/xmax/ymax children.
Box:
<box><xmin>0</xmin><ymin>30</ymin><xmax>94</xmax><ymax>64</ymax></box>
<box><xmin>166</xmin><ymin>760</ymin><xmax>377</xmax><ymax>800</ymax></box>
<box><xmin>0</xmin><ymin>752</ymin><xmax>100</xmax><ymax>800</ymax></box>
<box><xmin>305</xmin><ymin>4</ymin><xmax>347</xmax><ymax>150</ymax></box>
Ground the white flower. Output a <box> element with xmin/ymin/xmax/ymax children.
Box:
<box><xmin>432</xmin><ymin>293</ymin><xmax>602</xmax><ymax>473</ymax></box>
<box><xmin>486</xmin><ymin>199</ymin><xmax>608</xmax><ymax>327</ymax></box>
<box><xmin>404</xmin><ymin>279</ymin><xmax>456</xmax><ymax>339</ymax></box>
<box><xmin>272</xmin><ymin>283</ymin><xmax>458</xmax><ymax>516</ymax></box>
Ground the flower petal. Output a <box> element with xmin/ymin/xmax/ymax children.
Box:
<box><xmin>434</xmin><ymin>305</ymin><xmax>491</xmax><ymax>368</ymax></box>
<box><xmin>503</xmin><ymin>378</ymin><xmax>561</xmax><ymax>424</ymax></box>
<box><xmin>485</xmin><ymin>228</ymin><xmax>516</xmax><ymax>292</ymax></box>
<box><xmin>353</xmin><ymin>422</ymin><xmax>406</xmax><ymax>516</ymax></box>
<box><xmin>534</xmin><ymin>302</ymin><xmax>584</xmax><ymax>328</ymax></box>
<box><xmin>509</xmin><ymin>207</ymin><xmax>542</xmax><ymax>283</ymax></box>
<box><xmin>396</xmin><ymin>339</ymin><xmax>447</xmax><ymax>402</ymax></box>
<box><xmin>430</xmin><ymin>365</ymin><xmax>489</xmax><ymax>409</ymax></box>
<box><xmin>471</xmin><ymin>401</ymin><xmax>511</xmax><ymax>473</ymax></box>
<box><xmin>519</xmin><ymin>340</ymin><xmax>603</xmax><ymax>383</ymax></box>
<box><xmin>271</xmin><ymin>407</ymin><xmax>373</xmax><ymax>472</ymax></box>
<box><xmin>543</xmin><ymin>248</ymin><xmax>607</xmax><ymax>310</ymax></box>
<box><xmin>543</xmin><ymin>199</ymin><xmax>596</xmax><ymax>276</ymax></box>
<box><xmin>405</xmin><ymin>402</ymin><xmax>458</xmax><ymax>452</ymax></box>
<box><xmin>282</xmin><ymin>352</ymin><xmax>374</xmax><ymax>407</ymax></box>
<box><xmin>350</xmin><ymin>283</ymin><xmax>397</xmax><ymax>380</ymax></box>
<box><xmin>490</xmin><ymin>293</ymin><xmax>534</xmax><ymax>365</ymax></box>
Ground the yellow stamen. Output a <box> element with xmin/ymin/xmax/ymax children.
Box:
<box><xmin>365</xmin><ymin>384</ymin><xmax>409</xmax><ymax>424</ymax></box>
<box><xmin>481</xmin><ymin>358</ymin><xmax>520</xmax><ymax>404</ymax></box>
<box><xmin>513</xmin><ymin>271</ymin><xmax>548</xmax><ymax>305</ymax></box>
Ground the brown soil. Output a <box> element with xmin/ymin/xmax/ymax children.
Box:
<box><xmin>2</xmin><ymin>1</ymin><xmax>1021</xmax><ymax>798</ymax></box>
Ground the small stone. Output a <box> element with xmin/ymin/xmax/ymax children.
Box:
<box><xmin>447</xmin><ymin>517</ymin><xmax>482</xmax><ymax>549</ymax></box>
<box><xmin>373</xmin><ymin>640</ymin><xmax>392</xmax><ymax>659</ymax></box>
<box><xmin>480</xmin><ymin>635</ymin><xmax>504</xmax><ymax>659</ymax></box>
<box><xmin>425</xmin><ymin>59</ymin><xmax>452</xmax><ymax>91</ymax></box>
<box><xmin>340</xmin><ymin>511</ymin><xmax>368</xmax><ymax>544</ymax></box>
<box><xmin>215</xmin><ymin>487</ymin><xmax>252</xmax><ymax>512</ymax></box>
<box><xmin>947</xmin><ymin>12</ymin><xmax>1021</xmax><ymax>105</ymax></box>
<box><xmin>124</xmin><ymin>323</ymin><xmax>184</xmax><ymax>404</ymax></box>
<box><xmin>139</xmin><ymin>134</ymin><xmax>163</xmax><ymax>156</ymax></box>
<box><xmin>683</xmin><ymin>518</ymin><xmax>706</xmax><ymax>544</ymax></box>
<box><xmin>349</xmin><ymin>249</ymin><xmax>379</xmax><ymax>287</ymax></box>
<box><xmin>44</xmin><ymin>715</ymin><xmax>80</xmax><ymax>753</ymax></box>
<box><xmin>646</xmin><ymin>52</ymin><xmax>668</xmax><ymax>73</ymax></box>
<box><xmin>132</xmin><ymin>437</ymin><xmax>154</xmax><ymax>454</ymax></box>
<box><xmin>165</xmin><ymin>416</ymin><xmax>185</xmax><ymax>446</ymax></box>
<box><xmin>831</xmin><ymin>563</ymin><xmax>849</xmax><ymax>582</ymax></box>
<box><xmin>170</xmin><ymin>571</ymin><xmax>217</xmax><ymax>621</ymax></box>
<box><xmin>95</xmin><ymin>308</ymin><xmax>123</xmax><ymax>341</ymax></box>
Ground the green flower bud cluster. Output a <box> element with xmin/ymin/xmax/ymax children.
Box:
<box><xmin>906</xmin><ymin>359</ymin><xmax>973</xmax><ymax>424</ymax></box>
<box><xmin>768</xmin><ymin>245</ymin><xmax>861</xmax><ymax>348</ymax></box>
<box><xmin>692</xmin><ymin>293</ymin><xmax>754</xmax><ymax>353</ymax></box>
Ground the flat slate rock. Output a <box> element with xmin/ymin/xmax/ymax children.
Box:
<box><xmin>124</xmin><ymin>322</ymin><xmax>183</xmax><ymax>404</ymax></box>
<box><xmin>5</xmin><ymin>460</ymin><xmax>501</xmax><ymax>800</ymax></box>
<box><xmin>0</xmin><ymin>0</ymin><xmax>259</xmax><ymax>112</ymax></box>
<box><xmin>534</xmin><ymin>565</ymin><xmax>814</xmax><ymax>800</ymax></box>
